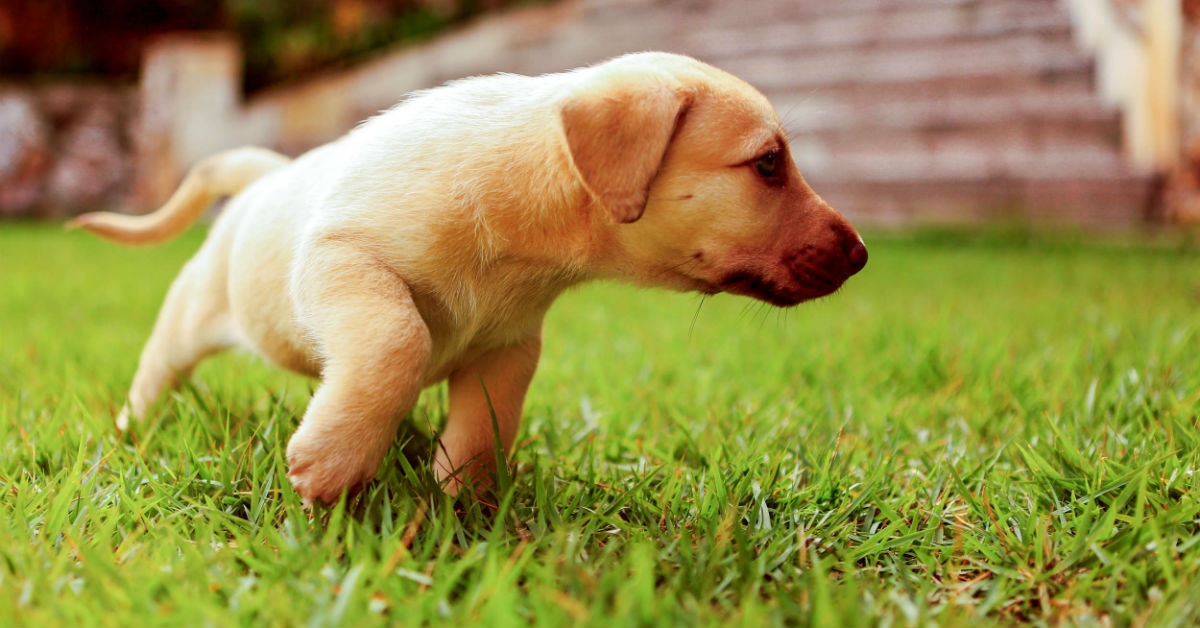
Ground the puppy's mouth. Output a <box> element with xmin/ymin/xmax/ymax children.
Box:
<box><xmin>707</xmin><ymin>268</ymin><xmax>842</xmax><ymax>307</ymax></box>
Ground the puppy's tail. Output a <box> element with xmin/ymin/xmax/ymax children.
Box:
<box><xmin>67</xmin><ymin>146</ymin><xmax>290</xmax><ymax>246</ymax></box>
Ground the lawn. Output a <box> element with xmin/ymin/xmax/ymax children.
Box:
<box><xmin>1</xmin><ymin>222</ymin><xmax>1199</xmax><ymax>627</ymax></box>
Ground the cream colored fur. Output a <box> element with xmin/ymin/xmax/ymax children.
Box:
<box><xmin>70</xmin><ymin>53</ymin><xmax>865</xmax><ymax>504</ymax></box>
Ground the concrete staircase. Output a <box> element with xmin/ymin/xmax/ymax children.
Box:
<box><xmin>138</xmin><ymin>0</ymin><xmax>1154</xmax><ymax>225</ymax></box>
<box><xmin>499</xmin><ymin>0</ymin><xmax>1154</xmax><ymax>225</ymax></box>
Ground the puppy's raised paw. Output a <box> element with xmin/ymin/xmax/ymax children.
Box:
<box><xmin>285</xmin><ymin>428</ymin><xmax>381</xmax><ymax>506</ymax></box>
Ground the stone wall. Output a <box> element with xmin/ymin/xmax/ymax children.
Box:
<box><xmin>0</xmin><ymin>83</ymin><xmax>137</xmax><ymax>218</ymax></box>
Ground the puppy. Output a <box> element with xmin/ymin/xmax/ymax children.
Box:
<box><xmin>70</xmin><ymin>52</ymin><xmax>867</xmax><ymax>504</ymax></box>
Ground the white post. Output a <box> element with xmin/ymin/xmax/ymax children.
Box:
<box><xmin>132</xmin><ymin>32</ymin><xmax>242</xmax><ymax>210</ymax></box>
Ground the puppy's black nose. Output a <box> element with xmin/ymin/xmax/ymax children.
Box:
<box><xmin>843</xmin><ymin>239</ymin><xmax>868</xmax><ymax>275</ymax></box>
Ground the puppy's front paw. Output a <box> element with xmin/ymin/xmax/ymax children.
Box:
<box><xmin>285</xmin><ymin>429</ymin><xmax>382</xmax><ymax>505</ymax></box>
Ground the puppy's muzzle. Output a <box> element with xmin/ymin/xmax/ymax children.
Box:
<box><xmin>783</xmin><ymin>227</ymin><xmax>867</xmax><ymax>293</ymax></box>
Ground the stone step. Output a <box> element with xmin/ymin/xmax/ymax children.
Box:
<box><xmin>795</xmin><ymin>119</ymin><xmax>1131</xmax><ymax>183</ymax></box>
<box><xmin>680</xmin><ymin>0</ymin><xmax>1072</xmax><ymax>58</ymax></box>
<box><xmin>712</xmin><ymin>31</ymin><xmax>1093</xmax><ymax>91</ymax></box>
<box><xmin>816</xmin><ymin>176</ymin><xmax>1155</xmax><ymax>226</ymax></box>
<box><xmin>770</xmin><ymin>73</ymin><xmax>1112</xmax><ymax>134</ymax></box>
<box><xmin>806</xmin><ymin>142</ymin><xmax>1131</xmax><ymax>183</ymax></box>
<box><xmin>585</xmin><ymin>0</ymin><xmax>1059</xmax><ymax>28</ymax></box>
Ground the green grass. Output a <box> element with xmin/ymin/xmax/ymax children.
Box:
<box><xmin>2</xmin><ymin>222</ymin><xmax>1200</xmax><ymax>627</ymax></box>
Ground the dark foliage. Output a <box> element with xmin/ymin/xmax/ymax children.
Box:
<box><xmin>0</xmin><ymin>0</ymin><xmax>539</xmax><ymax>92</ymax></box>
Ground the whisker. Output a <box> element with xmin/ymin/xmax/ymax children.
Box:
<box><xmin>689</xmin><ymin>295</ymin><xmax>708</xmax><ymax>339</ymax></box>
<box><xmin>779</xmin><ymin>87</ymin><xmax>821</xmax><ymax>136</ymax></box>
<box><xmin>648</xmin><ymin>255</ymin><xmax>703</xmax><ymax>283</ymax></box>
<box><xmin>647</xmin><ymin>254</ymin><xmax>712</xmax><ymax>298</ymax></box>
<box><xmin>754</xmin><ymin>301</ymin><xmax>772</xmax><ymax>328</ymax></box>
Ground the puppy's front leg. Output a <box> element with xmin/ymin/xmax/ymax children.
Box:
<box><xmin>436</xmin><ymin>335</ymin><xmax>541</xmax><ymax>495</ymax></box>
<box><xmin>286</xmin><ymin>241</ymin><xmax>432</xmax><ymax>505</ymax></box>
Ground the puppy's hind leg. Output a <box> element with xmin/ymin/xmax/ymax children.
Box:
<box><xmin>435</xmin><ymin>335</ymin><xmax>541</xmax><ymax>496</ymax></box>
<box><xmin>118</xmin><ymin>252</ymin><xmax>238</xmax><ymax>430</ymax></box>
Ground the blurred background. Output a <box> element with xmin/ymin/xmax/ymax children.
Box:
<box><xmin>0</xmin><ymin>0</ymin><xmax>1196</xmax><ymax>228</ymax></box>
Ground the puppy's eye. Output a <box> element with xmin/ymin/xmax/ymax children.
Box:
<box><xmin>754</xmin><ymin>151</ymin><xmax>780</xmax><ymax>179</ymax></box>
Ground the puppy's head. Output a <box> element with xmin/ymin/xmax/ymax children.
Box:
<box><xmin>562</xmin><ymin>52</ymin><xmax>866</xmax><ymax>306</ymax></box>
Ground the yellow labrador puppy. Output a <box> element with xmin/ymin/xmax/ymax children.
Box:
<box><xmin>71</xmin><ymin>52</ymin><xmax>867</xmax><ymax>504</ymax></box>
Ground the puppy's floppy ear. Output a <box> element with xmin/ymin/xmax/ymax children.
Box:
<box><xmin>561</xmin><ymin>73</ymin><xmax>692</xmax><ymax>223</ymax></box>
